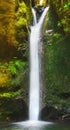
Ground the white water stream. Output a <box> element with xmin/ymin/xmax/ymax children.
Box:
<box><xmin>40</xmin><ymin>0</ymin><xmax>43</xmax><ymax>5</ymax></box>
<box><xmin>29</xmin><ymin>7</ymin><xmax>49</xmax><ymax>120</ymax></box>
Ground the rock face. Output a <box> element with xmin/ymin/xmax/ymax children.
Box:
<box><xmin>42</xmin><ymin>7</ymin><xmax>70</xmax><ymax>122</ymax></box>
<box><xmin>40</xmin><ymin>106</ymin><xmax>60</xmax><ymax>121</ymax></box>
<box><xmin>34</xmin><ymin>6</ymin><xmax>45</xmax><ymax>14</ymax></box>
<box><xmin>40</xmin><ymin>106</ymin><xmax>70</xmax><ymax>122</ymax></box>
<box><xmin>0</xmin><ymin>97</ymin><xmax>28</xmax><ymax>121</ymax></box>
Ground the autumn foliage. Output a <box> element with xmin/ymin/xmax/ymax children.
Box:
<box><xmin>0</xmin><ymin>0</ymin><xmax>16</xmax><ymax>46</ymax></box>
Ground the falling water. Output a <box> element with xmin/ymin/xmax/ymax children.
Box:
<box><xmin>32</xmin><ymin>8</ymin><xmax>37</xmax><ymax>25</ymax></box>
<box><xmin>29</xmin><ymin>7</ymin><xmax>49</xmax><ymax>120</ymax></box>
<box><xmin>40</xmin><ymin>0</ymin><xmax>43</xmax><ymax>5</ymax></box>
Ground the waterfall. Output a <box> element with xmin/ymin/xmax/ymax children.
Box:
<box><xmin>40</xmin><ymin>0</ymin><xmax>43</xmax><ymax>5</ymax></box>
<box><xmin>32</xmin><ymin>8</ymin><xmax>37</xmax><ymax>25</ymax></box>
<box><xmin>29</xmin><ymin>7</ymin><xmax>49</xmax><ymax>120</ymax></box>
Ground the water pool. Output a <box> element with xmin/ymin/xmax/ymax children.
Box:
<box><xmin>0</xmin><ymin>121</ymin><xmax>70</xmax><ymax>130</ymax></box>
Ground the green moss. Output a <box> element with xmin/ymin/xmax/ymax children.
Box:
<box><xmin>0</xmin><ymin>59</ymin><xmax>27</xmax><ymax>88</ymax></box>
<box><xmin>15</xmin><ymin>0</ymin><xmax>31</xmax><ymax>52</ymax></box>
<box><xmin>51</xmin><ymin>0</ymin><xmax>70</xmax><ymax>33</ymax></box>
<box><xmin>0</xmin><ymin>58</ymin><xmax>28</xmax><ymax>121</ymax></box>
<box><xmin>43</xmin><ymin>8</ymin><xmax>70</xmax><ymax>111</ymax></box>
<box><xmin>18</xmin><ymin>2</ymin><xmax>27</xmax><ymax>13</ymax></box>
<box><xmin>0</xmin><ymin>0</ymin><xmax>31</xmax><ymax>121</ymax></box>
<box><xmin>0</xmin><ymin>90</ymin><xmax>21</xmax><ymax>98</ymax></box>
<box><xmin>16</xmin><ymin>17</ymin><xmax>27</xmax><ymax>27</ymax></box>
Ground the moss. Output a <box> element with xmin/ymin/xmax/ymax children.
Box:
<box><xmin>0</xmin><ymin>90</ymin><xmax>21</xmax><ymax>98</ymax></box>
<box><xmin>16</xmin><ymin>17</ymin><xmax>27</xmax><ymax>28</ymax></box>
<box><xmin>0</xmin><ymin>73</ymin><xmax>10</xmax><ymax>87</ymax></box>
<box><xmin>51</xmin><ymin>0</ymin><xmax>70</xmax><ymax>34</ymax></box>
<box><xmin>15</xmin><ymin>0</ymin><xmax>31</xmax><ymax>53</ymax></box>
<box><xmin>0</xmin><ymin>59</ymin><xmax>27</xmax><ymax>88</ymax></box>
<box><xmin>0</xmin><ymin>0</ymin><xmax>31</xmax><ymax>121</ymax></box>
<box><xmin>0</xmin><ymin>0</ymin><xmax>31</xmax><ymax>59</ymax></box>
<box><xmin>0</xmin><ymin>96</ymin><xmax>28</xmax><ymax>121</ymax></box>
<box><xmin>43</xmin><ymin>8</ymin><xmax>70</xmax><ymax>111</ymax></box>
<box><xmin>0</xmin><ymin>58</ymin><xmax>28</xmax><ymax>121</ymax></box>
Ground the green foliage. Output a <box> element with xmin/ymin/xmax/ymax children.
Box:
<box><xmin>16</xmin><ymin>17</ymin><xmax>27</xmax><ymax>28</ymax></box>
<box><xmin>63</xmin><ymin>2</ymin><xmax>70</xmax><ymax>11</ymax></box>
<box><xmin>43</xmin><ymin>8</ymin><xmax>70</xmax><ymax>111</ymax></box>
<box><xmin>51</xmin><ymin>0</ymin><xmax>70</xmax><ymax>34</ymax></box>
<box><xmin>15</xmin><ymin>0</ymin><xmax>31</xmax><ymax>53</ymax></box>
<box><xmin>0</xmin><ymin>0</ymin><xmax>31</xmax><ymax>121</ymax></box>
<box><xmin>0</xmin><ymin>59</ymin><xmax>26</xmax><ymax>73</ymax></box>
<box><xmin>0</xmin><ymin>90</ymin><xmax>21</xmax><ymax>98</ymax></box>
<box><xmin>0</xmin><ymin>57</ymin><xmax>27</xmax><ymax>120</ymax></box>
<box><xmin>8</xmin><ymin>59</ymin><xmax>26</xmax><ymax>74</ymax></box>
<box><xmin>0</xmin><ymin>58</ymin><xmax>27</xmax><ymax>87</ymax></box>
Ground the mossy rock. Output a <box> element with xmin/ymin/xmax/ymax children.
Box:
<box><xmin>0</xmin><ymin>97</ymin><xmax>28</xmax><ymax>121</ymax></box>
<box><xmin>16</xmin><ymin>17</ymin><xmax>27</xmax><ymax>29</ymax></box>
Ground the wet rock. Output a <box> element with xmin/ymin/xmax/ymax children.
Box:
<box><xmin>40</xmin><ymin>106</ymin><xmax>61</xmax><ymax>121</ymax></box>
<box><xmin>34</xmin><ymin>6</ymin><xmax>45</xmax><ymax>15</ymax></box>
<box><xmin>6</xmin><ymin>98</ymin><xmax>28</xmax><ymax>122</ymax></box>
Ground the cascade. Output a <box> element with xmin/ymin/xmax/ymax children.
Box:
<box><xmin>40</xmin><ymin>0</ymin><xmax>43</xmax><ymax>5</ymax></box>
<box><xmin>29</xmin><ymin>7</ymin><xmax>49</xmax><ymax>120</ymax></box>
<box><xmin>32</xmin><ymin>8</ymin><xmax>37</xmax><ymax>25</ymax></box>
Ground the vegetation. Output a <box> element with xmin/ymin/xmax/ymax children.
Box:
<box><xmin>0</xmin><ymin>0</ymin><xmax>30</xmax><ymax>121</ymax></box>
<box><xmin>0</xmin><ymin>0</ymin><xmax>70</xmax><ymax>121</ymax></box>
<box><xmin>0</xmin><ymin>0</ymin><xmax>16</xmax><ymax>46</ymax></box>
<box><xmin>43</xmin><ymin>7</ymin><xmax>70</xmax><ymax>114</ymax></box>
<box><xmin>50</xmin><ymin>0</ymin><xmax>70</xmax><ymax>34</ymax></box>
<box><xmin>0</xmin><ymin>58</ymin><xmax>28</xmax><ymax>120</ymax></box>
